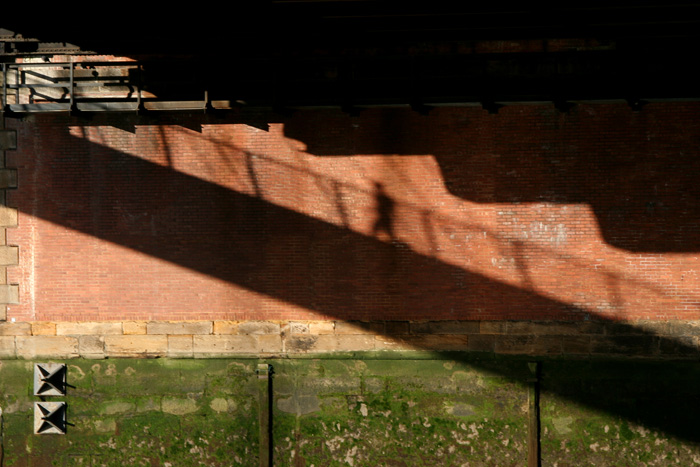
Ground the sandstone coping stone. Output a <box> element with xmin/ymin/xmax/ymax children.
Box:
<box><xmin>259</xmin><ymin>334</ymin><xmax>283</xmax><ymax>353</ymax></box>
<box><xmin>0</xmin><ymin>129</ymin><xmax>17</xmax><ymax>150</ymax></box>
<box><xmin>57</xmin><ymin>322</ymin><xmax>123</xmax><ymax>336</ymax></box>
<box><xmin>0</xmin><ymin>336</ymin><xmax>15</xmax><ymax>357</ymax></box>
<box><xmin>237</xmin><ymin>321</ymin><xmax>280</xmax><ymax>335</ymax></box>
<box><xmin>0</xmin><ymin>245</ymin><xmax>18</xmax><ymax>266</ymax></box>
<box><xmin>213</xmin><ymin>320</ymin><xmax>238</xmax><ymax>335</ymax></box>
<box><xmin>0</xmin><ymin>322</ymin><xmax>31</xmax><ymax>336</ymax></box>
<box><xmin>308</xmin><ymin>321</ymin><xmax>335</xmax><ymax>335</ymax></box>
<box><xmin>104</xmin><ymin>335</ymin><xmax>168</xmax><ymax>358</ymax></box>
<box><xmin>411</xmin><ymin>321</ymin><xmax>480</xmax><ymax>334</ymax></box>
<box><xmin>283</xmin><ymin>322</ymin><xmax>309</xmax><ymax>335</ymax></box>
<box><xmin>31</xmin><ymin>322</ymin><xmax>56</xmax><ymax>336</ymax></box>
<box><xmin>78</xmin><ymin>335</ymin><xmax>106</xmax><ymax>359</ymax></box>
<box><xmin>0</xmin><ymin>169</ymin><xmax>17</xmax><ymax>189</ymax></box>
<box><xmin>192</xmin><ymin>335</ymin><xmax>258</xmax><ymax>357</ymax></box>
<box><xmin>0</xmin><ymin>206</ymin><xmax>18</xmax><ymax>227</ymax></box>
<box><xmin>122</xmin><ymin>321</ymin><xmax>147</xmax><ymax>335</ymax></box>
<box><xmin>147</xmin><ymin>321</ymin><xmax>213</xmax><ymax>335</ymax></box>
<box><xmin>16</xmin><ymin>336</ymin><xmax>79</xmax><ymax>359</ymax></box>
<box><xmin>0</xmin><ymin>284</ymin><xmax>19</xmax><ymax>304</ymax></box>
<box><xmin>167</xmin><ymin>335</ymin><xmax>194</xmax><ymax>358</ymax></box>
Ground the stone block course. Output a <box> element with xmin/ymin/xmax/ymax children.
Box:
<box><xmin>16</xmin><ymin>335</ymin><xmax>79</xmax><ymax>359</ymax></box>
<box><xmin>104</xmin><ymin>335</ymin><xmax>168</xmax><ymax>358</ymax></box>
<box><xmin>147</xmin><ymin>321</ymin><xmax>213</xmax><ymax>335</ymax></box>
<box><xmin>0</xmin><ymin>319</ymin><xmax>696</xmax><ymax>359</ymax></box>
<box><xmin>57</xmin><ymin>322</ymin><xmax>123</xmax><ymax>336</ymax></box>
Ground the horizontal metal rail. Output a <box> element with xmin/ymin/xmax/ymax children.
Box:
<box><xmin>1</xmin><ymin>60</ymin><xmax>219</xmax><ymax>114</ymax></box>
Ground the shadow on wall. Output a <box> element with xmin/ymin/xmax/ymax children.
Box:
<box><xmin>284</xmin><ymin>105</ymin><xmax>700</xmax><ymax>252</ymax></box>
<box><xmin>6</xmin><ymin>110</ymin><xmax>700</xmax><ymax>445</ymax></box>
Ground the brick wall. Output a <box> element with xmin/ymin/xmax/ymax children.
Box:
<box><xmin>5</xmin><ymin>103</ymin><xmax>700</xmax><ymax>324</ymax></box>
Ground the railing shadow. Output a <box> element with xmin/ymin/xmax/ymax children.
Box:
<box><xmin>284</xmin><ymin>105</ymin><xmax>700</xmax><ymax>252</ymax></box>
<box><xmin>6</xmin><ymin>112</ymin><xmax>700</xmax><ymax>445</ymax></box>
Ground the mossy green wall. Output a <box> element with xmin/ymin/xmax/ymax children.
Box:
<box><xmin>1</xmin><ymin>356</ymin><xmax>699</xmax><ymax>466</ymax></box>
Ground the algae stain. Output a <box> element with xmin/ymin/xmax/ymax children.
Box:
<box><xmin>162</xmin><ymin>397</ymin><xmax>199</xmax><ymax>415</ymax></box>
<box><xmin>445</xmin><ymin>402</ymin><xmax>477</xmax><ymax>417</ymax></box>
<box><xmin>552</xmin><ymin>416</ymin><xmax>574</xmax><ymax>435</ymax></box>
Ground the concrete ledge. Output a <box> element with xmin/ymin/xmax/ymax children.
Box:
<box><xmin>0</xmin><ymin>319</ymin><xmax>698</xmax><ymax>359</ymax></box>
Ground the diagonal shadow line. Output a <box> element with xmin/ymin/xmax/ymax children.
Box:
<box><xmin>8</xmin><ymin>125</ymin><xmax>700</xmax><ymax>444</ymax></box>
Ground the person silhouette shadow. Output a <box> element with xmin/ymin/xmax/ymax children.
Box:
<box><xmin>371</xmin><ymin>182</ymin><xmax>396</xmax><ymax>242</ymax></box>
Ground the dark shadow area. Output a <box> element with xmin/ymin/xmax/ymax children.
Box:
<box><xmin>284</xmin><ymin>106</ymin><xmax>700</xmax><ymax>252</ymax></box>
<box><xmin>7</xmin><ymin>114</ymin><xmax>700</xmax><ymax>444</ymax></box>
